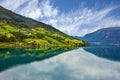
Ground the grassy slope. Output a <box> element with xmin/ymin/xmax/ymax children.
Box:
<box><xmin>0</xmin><ymin>6</ymin><xmax>88</xmax><ymax>48</ymax></box>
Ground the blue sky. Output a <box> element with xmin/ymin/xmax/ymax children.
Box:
<box><xmin>0</xmin><ymin>0</ymin><xmax>120</xmax><ymax>36</ymax></box>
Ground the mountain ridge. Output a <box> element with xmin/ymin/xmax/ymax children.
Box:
<box><xmin>76</xmin><ymin>27</ymin><xmax>120</xmax><ymax>45</ymax></box>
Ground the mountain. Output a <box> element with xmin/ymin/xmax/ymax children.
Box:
<box><xmin>76</xmin><ymin>27</ymin><xmax>120</xmax><ymax>45</ymax></box>
<box><xmin>0</xmin><ymin>6</ymin><xmax>88</xmax><ymax>48</ymax></box>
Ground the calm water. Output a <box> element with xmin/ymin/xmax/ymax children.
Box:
<box><xmin>0</xmin><ymin>46</ymin><xmax>120</xmax><ymax>80</ymax></box>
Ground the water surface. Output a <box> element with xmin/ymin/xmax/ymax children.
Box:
<box><xmin>0</xmin><ymin>46</ymin><xmax>120</xmax><ymax>80</ymax></box>
<box><xmin>84</xmin><ymin>45</ymin><xmax>120</xmax><ymax>61</ymax></box>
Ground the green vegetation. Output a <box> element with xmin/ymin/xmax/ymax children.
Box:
<box><xmin>0</xmin><ymin>22</ymin><xmax>88</xmax><ymax>48</ymax></box>
<box><xmin>0</xmin><ymin>6</ymin><xmax>89</xmax><ymax>48</ymax></box>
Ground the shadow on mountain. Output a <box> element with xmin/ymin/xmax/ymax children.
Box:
<box><xmin>83</xmin><ymin>45</ymin><xmax>120</xmax><ymax>61</ymax></box>
<box><xmin>0</xmin><ymin>47</ymin><xmax>73</xmax><ymax>72</ymax></box>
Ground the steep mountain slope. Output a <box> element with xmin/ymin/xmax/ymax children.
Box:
<box><xmin>0</xmin><ymin>6</ymin><xmax>88</xmax><ymax>48</ymax></box>
<box><xmin>78</xmin><ymin>27</ymin><xmax>120</xmax><ymax>45</ymax></box>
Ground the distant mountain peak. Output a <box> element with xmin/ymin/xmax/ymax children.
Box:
<box><xmin>77</xmin><ymin>27</ymin><xmax>120</xmax><ymax>45</ymax></box>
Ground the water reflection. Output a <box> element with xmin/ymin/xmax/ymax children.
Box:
<box><xmin>0</xmin><ymin>48</ymin><xmax>120</xmax><ymax>80</ymax></box>
<box><xmin>84</xmin><ymin>45</ymin><xmax>120</xmax><ymax>61</ymax></box>
<box><xmin>0</xmin><ymin>47</ymin><xmax>73</xmax><ymax>72</ymax></box>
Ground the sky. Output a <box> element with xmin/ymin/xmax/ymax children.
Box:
<box><xmin>0</xmin><ymin>0</ymin><xmax>120</xmax><ymax>36</ymax></box>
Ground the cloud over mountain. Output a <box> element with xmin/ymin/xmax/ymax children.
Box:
<box><xmin>0</xmin><ymin>0</ymin><xmax>120</xmax><ymax>36</ymax></box>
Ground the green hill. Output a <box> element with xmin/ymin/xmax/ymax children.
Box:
<box><xmin>0</xmin><ymin>6</ymin><xmax>88</xmax><ymax>49</ymax></box>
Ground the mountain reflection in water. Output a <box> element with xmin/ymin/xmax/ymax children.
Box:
<box><xmin>84</xmin><ymin>45</ymin><xmax>120</xmax><ymax>61</ymax></box>
<box><xmin>0</xmin><ymin>47</ymin><xmax>73</xmax><ymax>72</ymax></box>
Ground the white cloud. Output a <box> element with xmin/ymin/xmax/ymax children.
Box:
<box><xmin>50</xmin><ymin>6</ymin><xmax>120</xmax><ymax>36</ymax></box>
<box><xmin>0</xmin><ymin>0</ymin><xmax>58</xmax><ymax>20</ymax></box>
<box><xmin>41</xmin><ymin>0</ymin><xmax>58</xmax><ymax>17</ymax></box>
<box><xmin>0</xmin><ymin>0</ymin><xmax>28</xmax><ymax>10</ymax></box>
<box><xmin>0</xmin><ymin>0</ymin><xmax>120</xmax><ymax>36</ymax></box>
<box><xmin>16</xmin><ymin>0</ymin><xmax>41</xmax><ymax>19</ymax></box>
